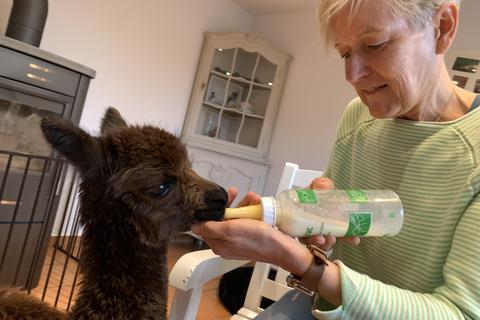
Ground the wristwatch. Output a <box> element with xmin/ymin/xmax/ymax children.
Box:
<box><xmin>286</xmin><ymin>244</ymin><xmax>330</xmax><ymax>296</ymax></box>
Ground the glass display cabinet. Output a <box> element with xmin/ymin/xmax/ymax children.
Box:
<box><xmin>182</xmin><ymin>33</ymin><xmax>291</xmax><ymax>197</ymax></box>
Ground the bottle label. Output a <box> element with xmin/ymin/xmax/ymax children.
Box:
<box><xmin>345</xmin><ymin>212</ymin><xmax>372</xmax><ymax>236</ymax></box>
<box><xmin>296</xmin><ymin>189</ymin><xmax>317</xmax><ymax>203</ymax></box>
<box><xmin>304</xmin><ymin>226</ymin><xmax>315</xmax><ymax>237</ymax></box>
<box><xmin>297</xmin><ymin>189</ymin><xmax>368</xmax><ymax>203</ymax></box>
<box><xmin>346</xmin><ymin>190</ymin><xmax>368</xmax><ymax>202</ymax></box>
<box><xmin>294</xmin><ymin>189</ymin><xmax>379</xmax><ymax>237</ymax></box>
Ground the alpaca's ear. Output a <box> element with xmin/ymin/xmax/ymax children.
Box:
<box><xmin>41</xmin><ymin>117</ymin><xmax>100</xmax><ymax>172</ymax></box>
<box><xmin>100</xmin><ymin>107</ymin><xmax>127</xmax><ymax>135</ymax></box>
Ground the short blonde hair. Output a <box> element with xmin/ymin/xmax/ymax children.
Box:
<box><xmin>318</xmin><ymin>0</ymin><xmax>461</xmax><ymax>47</ymax></box>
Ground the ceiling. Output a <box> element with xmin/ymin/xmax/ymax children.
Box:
<box><xmin>232</xmin><ymin>0</ymin><xmax>317</xmax><ymax>15</ymax></box>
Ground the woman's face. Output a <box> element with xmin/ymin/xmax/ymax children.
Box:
<box><xmin>332</xmin><ymin>1</ymin><xmax>440</xmax><ymax>119</ymax></box>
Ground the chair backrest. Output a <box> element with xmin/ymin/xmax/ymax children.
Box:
<box><xmin>239</xmin><ymin>162</ymin><xmax>323</xmax><ymax>317</ymax></box>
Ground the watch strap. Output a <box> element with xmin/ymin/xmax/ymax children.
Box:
<box><xmin>286</xmin><ymin>244</ymin><xmax>329</xmax><ymax>296</ymax></box>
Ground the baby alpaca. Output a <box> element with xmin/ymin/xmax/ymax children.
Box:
<box><xmin>0</xmin><ymin>108</ymin><xmax>227</xmax><ymax>319</ymax></box>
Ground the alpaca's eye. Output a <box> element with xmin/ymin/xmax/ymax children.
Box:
<box><xmin>145</xmin><ymin>183</ymin><xmax>171</xmax><ymax>199</ymax></box>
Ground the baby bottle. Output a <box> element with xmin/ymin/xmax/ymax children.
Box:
<box><xmin>224</xmin><ymin>189</ymin><xmax>404</xmax><ymax>237</ymax></box>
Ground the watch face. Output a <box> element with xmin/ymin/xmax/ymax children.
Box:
<box><xmin>286</xmin><ymin>274</ymin><xmax>297</xmax><ymax>288</ymax></box>
<box><xmin>286</xmin><ymin>274</ymin><xmax>296</xmax><ymax>286</ymax></box>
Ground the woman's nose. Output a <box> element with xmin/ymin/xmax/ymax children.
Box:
<box><xmin>345</xmin><ymin>54</ymin><xmax>370</xmax><ymax>84</ymax></box>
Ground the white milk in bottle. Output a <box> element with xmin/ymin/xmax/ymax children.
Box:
<box><xmin>224</xmin><ymin>189</ymin><xmax>403</xmax><ymax>237</ymax></box>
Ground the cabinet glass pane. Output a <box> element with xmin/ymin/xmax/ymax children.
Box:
<box><xmin>0</xmin><ymin>99</ymin><xmax>57</xmax><ymax>171</ymax></box>
<box><xmin>238</xmin><ymin>117</ymin><xmax>263</xmax><ymax>148</ymax></box>
<box><xmin>205</xmin><ymin>74</ymin><xmax>227</xmax><ymax>106</ymax></box>
<box><xmin>233</xmin><ymin>49</ymin><xmax>257</xmax><ymax>81</ymax></box>
<box><xmin>255</xmin><ymin>55</ymin><xmax>277</xmax><ymax>85</ymax></box>
<box><xmin>196</xmin><ymin>105</ymin><xmax>219</xmax><ymax>137</ymax></box>
<box><xmin>204</xmin><ymin>74</ymin><xmax>245</xmax><ymax>109</ymax></box>
<box><xmin>211</xmin><ymin>48</ymin><xmax>235</xmax><ymax>75</ymax></box>
<box><xmin>246</xmin><ymin>87</ymin><xmax>270</xmax><ymax>117</ymax></box>
<box><xmin>218</xmin><ymin>110</ymin><xmax>241</xmax><ymax>143</ymax></box>
<box><xmin>225</xmin><ymin>81</ymin><xmax>244</xmax><ymax>109</ymax></box>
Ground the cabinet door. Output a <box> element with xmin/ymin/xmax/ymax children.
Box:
<box><xmin>196</xmin><ymin>47</ymin><xmax>276</xmax><ymax>149</ymax></box>
<box><xmin>183</xmin><ymin>33</ymin><xmax>291</xmax><ymax>163</ymax></box>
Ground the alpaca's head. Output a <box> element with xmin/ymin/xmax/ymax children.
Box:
<box><xmin>40</xmin><ymin>107</ymin><xmax>227</xmax><ymax>244</ymax></box>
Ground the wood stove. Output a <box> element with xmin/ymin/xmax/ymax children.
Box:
<box><xmin>0</xmin><ymin>35</ymin><xmax>95</xmax><ymax>289</ymax></box>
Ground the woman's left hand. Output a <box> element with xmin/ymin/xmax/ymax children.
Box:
<box><xmin>300</xmin><ymin>177</ymin><xmax>361</xmax><ymax>250</ymax></box>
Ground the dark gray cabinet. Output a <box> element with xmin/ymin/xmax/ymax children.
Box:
<box><xmin>0</xmin><ymin>35</ymin><xmax>95</xmax><ymax>289</ymax></box>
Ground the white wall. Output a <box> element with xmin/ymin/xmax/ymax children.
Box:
<box><xmin>253</xmin><ymin>0</ymin><xmax>480</xmax><ymax>196</ymax></box>
<box><xmin>0</xmin><ymin>0</ymin><xmax>252</xmax><ymax>133</ymax></box>
<box><xmin>0</xmin><ymin>0</ymin><xmax>10</xmax><ymax>32</ymax></box>
<box><xmin>252</xmin><ymin>12</ymin><xmax>355</xmax><ymax>195</ymax></box>
<box><xmin>452</xmin><ymin>0</ymin><xmax>480</xmax><ymax>50</ymax></box>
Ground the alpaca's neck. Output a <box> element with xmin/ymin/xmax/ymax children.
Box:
<box><xmin>70</xmin><ymin>209</ymin><xmax>169</xmax><ymax>319</ymax></box>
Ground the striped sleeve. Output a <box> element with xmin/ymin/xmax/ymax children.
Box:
<box><xmin>312</xmin><ymin>193</ymin><xmax>480</xmax><ymax>319</ymax></box>
<box><xmin>314</xmin><ymin>96</ymin><xmax>480</xmax><ymax>319</ymax></box>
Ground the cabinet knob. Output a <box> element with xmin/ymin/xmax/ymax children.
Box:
<box><xmin>201</xmin><ymin>82</ymin><xmax>206</xmax><ymax>90</ymax></box>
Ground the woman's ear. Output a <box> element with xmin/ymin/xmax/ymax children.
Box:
<box><xmin>434</xmin><ymin>2</ymin><xmax>459</xmax><ymax>54</ymax></box>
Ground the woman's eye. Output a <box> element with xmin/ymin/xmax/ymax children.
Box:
<box><xmin>367</xmin><ymin>41</ymin><xmax>388</xmax><ymax>50</ymax></box>
<box><xmin>340</xmin><ymin>52</ymin><xmax>351</xmax><ymax>60</ymax></box>
<box><xmin>146</xmin><ymin>183</ymin><xmax>171</xmax><ymax>199</ymax></box>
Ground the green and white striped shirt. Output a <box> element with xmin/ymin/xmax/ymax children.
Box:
<box><xmin>316</xmin><ymin>98</ymin><xmax>480</xmax><ymax>319</ymax></box>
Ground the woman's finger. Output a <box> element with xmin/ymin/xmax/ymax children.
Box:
<box><xmin>191</xmin><ymin>221</ymin><xmax>225</xmax><ymax>239</ymax></box>
<box><xmin>236</xmin><ymin>191</ymin><xmax>261</xmax><ymax>208</ymax></box>
<box><xmin>300</xmin><ymin>235</ymin><xmax>326</xmax><ymax>246</ymax></box>
<box><xmin>300</xmin><ymin>234</ymin><xmax>362</xmax><ymax>251</ymax></box>
<box><xmin>309</xmin><ymin>177</ymin><xmax>334</xmax><ymax>190</ymax></box>
<box><xmin>323</xmin><ymin>234</ymin><xmax>337</xmax><ymax>249</ymax></box>
<box><xmin>340</xmin><ymin>236</ymin><xmax>361</xmax><ymax>245</ymax></box>
<box><xmin>227</xmin><ymin>187</ymin><xmax>238</xmax><ymax>207</ymax></box>
<box><xmin>300</xmin><ymin>234</ymin><xmax>337</xmax><ymax>251</ymax></box>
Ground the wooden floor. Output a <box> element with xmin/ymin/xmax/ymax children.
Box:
<box><xmin>29</xmin><ymin>235</ymin><xmax>232</xmax><ymax>320</ymax></box>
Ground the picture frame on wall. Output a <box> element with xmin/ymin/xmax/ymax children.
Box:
<box><xmin>206</xmin><ymin>75</ymin><xmax>243</xmax><ymax>108</ymax></box>
<box><xmin>474</xmin><ymin>79</ymin><xmax>480</xmax><ymax>94</ymax></box>
<box><xmin>452</xmin><ymin>56</ymin><xmax>480</xmax><ymax>73</ymax></box>
<box><xmin>452</xmin><ymin>75</ymin><xmax>469</xmax><ymax>89</ymax></box>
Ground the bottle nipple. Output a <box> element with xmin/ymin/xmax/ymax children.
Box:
<box><xmin>224</xmin><ymin>204</ymin><xmax>263</xmax><ymax>220</ymax></box>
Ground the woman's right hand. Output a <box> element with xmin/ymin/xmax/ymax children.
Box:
<box><xmin>191</xmin><ymin>215</ymin><xmax>313</xmax><ymax>276</ymax></box>
<box><xmin>300</xmin><ymin>177</ymin><xmax>361</xmax><ymax>250</ymax></box>
<box><xmin>191</xmin><ymin>187</ymin><xmax>314</xmax><ymax>275</ymax></box>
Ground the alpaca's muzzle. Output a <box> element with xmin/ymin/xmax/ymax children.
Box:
<box><xmin>194</xmin><ymin>187</ymin><xmax>228</xmax><ymax>221</ymax></box>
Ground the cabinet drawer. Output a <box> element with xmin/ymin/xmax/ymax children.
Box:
<box><xmin>0</xmin><ymin>46</ymin><xmax>80</xmax><ymax>96</ymax></box>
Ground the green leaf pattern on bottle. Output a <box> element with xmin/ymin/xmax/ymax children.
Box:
<box><xmin>296</xmin><ymin>189</ymin><xmax>317</xmax><ymax>203</ymax></box>
<box><xmin>346</xmin><ymin>189</ymin><xmax>368</xmax><ymax>202</ymax></box>
<box><xmin>345</xmin><ymin>212</ymin><xmax>372</xmax><ymax>236</ymax></box>
<box><xmin>304</xmin><ymin>226</ymin><xmax>314</xmax><ymax>237</ymax></box>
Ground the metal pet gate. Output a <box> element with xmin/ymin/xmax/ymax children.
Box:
<box><xmin>0</xmin><ymin>148</ymin><xmax>83</xmax><ymax>311</ymax></box>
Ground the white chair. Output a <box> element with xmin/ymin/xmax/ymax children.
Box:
<box><xmin>169</xmin><ymin>162</ymin><xmax>323</xmax><ymax>320</ymax></box>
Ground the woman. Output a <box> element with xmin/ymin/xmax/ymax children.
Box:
<box><xmin>192</xmin><ymin>0</ymin><xmax>480</xmax><ymax>318</ymax></box>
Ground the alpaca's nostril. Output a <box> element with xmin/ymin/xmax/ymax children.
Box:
<box><xmin>195</xmin><ymin>187</ymin><xmax>228</xmax><ymax>221</ymax></box>
<box><xmin>204</xmin><ymin>187</ymin><xmax>228</xmax><ymax>209</ymax></box>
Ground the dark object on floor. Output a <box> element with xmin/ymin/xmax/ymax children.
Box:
<box><xmin>218</xmin><ymin>266</ymin><xmax>275</xmax><ymax>314</ymax></box>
